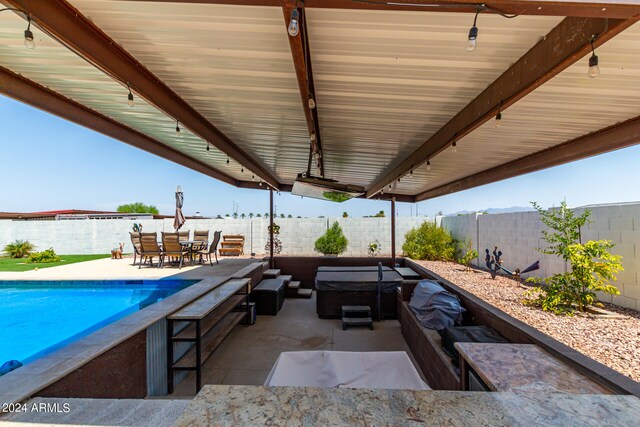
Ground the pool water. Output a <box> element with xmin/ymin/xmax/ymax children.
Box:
<box><xmin>0</xmin><ymin>280</ymin><xmax>197</xmax><ymax>366</ymax></box>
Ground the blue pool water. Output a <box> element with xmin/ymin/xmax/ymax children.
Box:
<box><xmin>0</xmin><ymin>280</ymin><xmax>197</xmax><ymax>366</ymax></box>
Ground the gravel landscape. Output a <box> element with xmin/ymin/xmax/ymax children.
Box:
<box><xmin>415</xmin><ymin>260</ymin><xmax>640</xmax><ymax>382</ymax></box>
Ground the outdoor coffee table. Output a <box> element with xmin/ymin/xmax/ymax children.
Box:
<box><xmin>265</xmin><ymin>351</ymin><xmax>430</xmax><ymax>390</ymax></box>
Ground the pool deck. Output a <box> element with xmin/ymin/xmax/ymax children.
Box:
<box><xmin>0</xmin><ymin>257</ymin><xmax>258</xmax><ymax>406</ymax></box>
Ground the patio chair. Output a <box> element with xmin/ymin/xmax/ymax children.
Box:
<box><xmin>193</xmin><ymin>230</ymin><xmax>209</xmax><ymax>251</ymax></box>
<box><xmin>139</xmin><ymin>232</ymin><xmax>164</xmax><ymax>268</ymax></box>
<box><xmin>197</xmin><ymin>230</ymin><xmax>221</xmax><ymax>266</ymax></box>
<box><xmin>129</xmin><ymin>231</ymin><xmax>142</xmax><ymax>266</ymax></box>
<box><xmin>178</xmin><ymin>230</ymin><xmax>190</xmax><ymax>243</ymax></box>
<box><xmin>162</xmin><ymin>232</ymin><xmax>189</xmax><ymax>268</ymax></box>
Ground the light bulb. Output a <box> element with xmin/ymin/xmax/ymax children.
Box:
<box><xmin>588</xmin><ymin>54</ymin><xmax>600</xmax><ymax>78</ymax></box>
<box><xmin>466</xmin><ymin>26</ymin><xmax>478</xmax><ymax>52</ymax></box>
<box><xmin>127</xmin><ymin>92</ymin><xmax>134</xmax><ymax>108</ymax></box>
<box><xmin>426</xmin><ymin>160</ymin><xmax>431</xmax><ymax>171</ymax></box>
<box><xmin>206</xmin><ymin>143</ymin><xmax>210</xmax><ymax>152</ymax></box>
<box><xmin>226</xmin><ymin>157</ymin><xmax>230</xmax><ymax>165</ymax></box>
<box><xmin>310</xmin><ymin>133</ymin><xmax>317</xmax><ymax>142</ymax></box>
<box><xmin>308</xmin><ymin>97</ymin><xmax>316</xmax><ymax>109</ymax></box>
<box><xmin>452</xmin><ymin>141</ymin><xmax>458</xmax><ymax>153</ymax></box>
<box><xmin>24</xmin><ymin>29</ymin><xmax>35</xmax><ymax>49</ymax></box>
<box><xmin>494</xmin><ymin>112</ymin><xmax>502</xmax><ymax>127</ymax></box>
<box><xmin>176</xmin><ymin>122</ymin><xmax>181</xmax><ymax>137</ymax></box>
<box><xmin>288</xmin><ymin>10</ymin><xmax>300</xmax><ymax>37</ymax></box>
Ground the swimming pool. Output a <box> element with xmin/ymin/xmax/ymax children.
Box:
<box><xmin>0</xmin><ymin>280</ymin><xmax>197</xmax><ymax>366</ymax></box>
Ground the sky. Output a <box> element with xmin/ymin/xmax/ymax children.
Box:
<box><xmin>1</xmin><ymin>94</ymin><xmax>638</xmax><ymax>218</ymax></box>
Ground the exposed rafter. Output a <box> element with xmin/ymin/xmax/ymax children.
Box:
<box><xmin>0</xmin><ymin>66</ymin><xmax>240</xmax><ymax>186</ymax></box>
<box><xmin>365</xmin><ymin>16</ymin><xmax>637</xmax><ymax>198</ymax></box>
<box><xmin>283</xmin><ymin>2</ymin><xmax>324</xmax><ymax>176</ymax></box>
<box><xmin>1</xmin><ymin>0</ymin><xmax>281</xmax><ymax>190</ymax></box>
<box><xmin>119</xmin><ymin>0</ymin><xmax>640</xmax><ymax>20</ymax></box>
<box><xmin>416</xmin><ymin>114</ymin><xmax>640</xmax><ymax>201</ymax></box>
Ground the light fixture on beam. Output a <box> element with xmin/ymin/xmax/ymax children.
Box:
<box><xmin>175</xmin><ymin>119</ymin><xmax>181</xmax><ymax>137</ymax></box>
<box><xmin>24</xmin><ymin>16</ymin><xmax>35</xmax><ymax>49</ymax></box>
<box><xmin>206</xmin><ymin>142</ymin><xmax>210</xmax><ymax>152</ymax></box>
<box><xmin>308</xmin><ymin>95</ymin><xmax>316</xmax><ymax>110</ymax></box>
<box><xmin>495</xmin><ymin>100</ymin><xmax>503</xmax><ymax>127</ymax></box>
<box><xmin>288</xmin><ymin>2</ymin><xmax>302</xmax><ymax>37</ymax></box>
<box><xmin>226</xmin><ymin>157</ymin><xmax>230</xmax><ymax>165</ymax></box>
<box><xmin>426</xmin><ymin>159</ymin><xmax>431</xmax><ymax>171</ymax></box>
<box><xmin>588</xmin><ymin>37</ymin><xmax>600</xmax><ymax>78</ymax></box>
<box><xmin>126</xmin><ymin>83</ymin><xmax>134</xmax><ymax>108</ymax></box>
<box><xmin>452</xmin><ymin>140</ymin><xmax>458</xmax><ymax>153</ymax></box>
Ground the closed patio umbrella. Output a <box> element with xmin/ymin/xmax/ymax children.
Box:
<box><xmin>174</xmin><ymin>186</ymin><xmax>186</xmax><ymax>231</ymax></box>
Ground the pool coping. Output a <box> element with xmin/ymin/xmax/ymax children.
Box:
<box><xmin>0</xmin><ymin>265</ymin><xmax>263</xmax><ymax>405</ymax></box>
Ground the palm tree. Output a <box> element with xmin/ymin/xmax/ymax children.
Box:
<box><xmin>256</xmin><ymin>213</ymin><xmax>262</xmax><ymax>218</ymax></box>
<box><xmin>241</xmin><ymin>213</ymin><xmax>246</xmax><ymax>219</ymax></box>
<box><xmin>280</xmin><ymin>213</ymin><xmax>285</xmax><ymax>218</ymax></box>
<box><xmin>249</xmin><ymin>213</ymin><xmax>254</xmax><ymax>218</ymax></box>
<box><xmin>225</xmin><ymin>213</ymin><xmax>230</xmax><ymax>217</ymax></box>
<box><xmin>287</xmin><ymin>214</ymin><xmax>293</xmax><ymax>218</ymax></box>
<box><xmin>342</xmin><ymin>212</ymin><xmax>348</xmax><ymax>218</ymax></box>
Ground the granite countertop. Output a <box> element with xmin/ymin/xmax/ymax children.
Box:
<box><xmin>454</xmin><ymin>343</ymin><xmax>612</xmax><ymax>394</ymax></box>
<box><xmin>173</xmin><ymin>385</ymin><xmax>640</xmax><ymax>427</ymax></box>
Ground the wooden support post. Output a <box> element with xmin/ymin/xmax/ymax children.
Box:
<box><xmin>269</xmin><ymin>189</ymin><xmax>274</xmax><ymax>269</ymax></box>
<box><xmin>391</xmin><ymin>197</ymin><xmax>396</xmax><ymax>267</ymax></box>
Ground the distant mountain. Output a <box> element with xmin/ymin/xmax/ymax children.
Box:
<box><xmin>448</xmin><ymin>206</ymin><xmax>534</xmax><ymax>216</ymax></box>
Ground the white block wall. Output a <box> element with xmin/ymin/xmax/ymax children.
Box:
<box><xmin>0</xmin><ymin>216</ymin><xmax>430</xmax><ymax>258</ymax></box>
<box><xmin>442</xmin><ymin>203</ymin><xmax>640</xmax><ymax>311</ymax></box>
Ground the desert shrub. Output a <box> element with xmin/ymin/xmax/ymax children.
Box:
<box><xmin>367</xmin><ymin>240</ymin><xmax>381</xmax><ymax>257</ymax></box>
<box><xmin>3</xmin><ymin>240</ymin><xmax>35</xmax><ymax>258</ymax></box>
<box><xmin>315</xmin><ymin>221</ymin><xmax>348</xmax><ymax>255</ymax></box>
<box><xmin>27</xmin><ymin>248</ymin><xmax>61</xmax><ymax>264</ymax></box>
<box><xmin>457</xmin><ymin>239</ymin><xmax>478</xmax><ymax>271</ymax></box>
<box><xmin>524</xmin><ymin>201</ymin><xmax>623</xmax><ymax>315</ymax></box>
<box><xmin>402</xmin><ymin>221</ymin><xmax>456</xmax><ymax>261</ymax></box>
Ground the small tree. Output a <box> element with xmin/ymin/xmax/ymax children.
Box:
<box><xmin>342</xmin><ymin>212</ymin><xmax>349</xmax><ymax>218</ymax></box>
<box><xmin>525</xmin><ymin>201</ymin><xmax>623</xmax><ymax>314</ymax></box>
<box><xmin>368</xmin><ymin>239</ymin><xmax>381</xmax><ymax>257</ymax></box>
<box><xmin>265</xmin><ymin>223</ymin><xmax>282</xmax><ymax>255</ymax></box>
<box><xmin>373</xmin><ymin>210</ymin><xmax>385</xmax><ymax>218</ymax></box>
<box><xmin>3</xmin><ymin>240</ymin><xmax>35</xmax><ymax>258</ymax></box>
<box><xmin>315</xmin><ymin>221</ymin><xmax>348</xmax><ymax>255</ymax></box>
<box><xmin>457</xmin><ymin>239</ymin><xmax>478</xmax><ymax>271</ymax></box>
<box><xmin>402</xmin><ymin>220</ymin><xmax>455</xmax><ymax>261</ymax></box>
<box><xmin>117</xmin><ymin>202</ymin><xmax>159</xmax><ymax>214</ymax></box>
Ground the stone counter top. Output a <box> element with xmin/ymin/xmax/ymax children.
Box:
<box><xmin>173</xmin><ymin>385</ymin><xmax>640</xmax><ymax>427</ymax></box>
<box><xmin>455</xmin><ymin>343</ymin><xmax>611</xmax><ymax>394</ymax></box>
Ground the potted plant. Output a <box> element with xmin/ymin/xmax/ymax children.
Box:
<box><xmin>315</xmin><ymin>221</ymin><xmax>348</xmax><ymax>256</ymax></box>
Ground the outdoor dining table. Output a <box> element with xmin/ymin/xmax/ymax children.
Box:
<box><xmin>180</xmin><ymin>240</ymin><xmax>206</xmax><ymax>265</ymax></box>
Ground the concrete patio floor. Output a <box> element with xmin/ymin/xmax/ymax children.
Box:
<box><xmin>171</xmin><ymin>293</ymin><xmax>423</xmax><ymax>397</ymax></box>
<box><xmin>0</xmin><ymin>256</ymin><xmax>258</xmax><ymax>280</ymax></box>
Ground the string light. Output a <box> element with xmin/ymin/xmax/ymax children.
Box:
<box><xmin>175</xmin><ymin>119</ymin><xmax>181</xmax><ymax>137</ymax></box>
<box><xmin>495</xmin><ymin>100</ymin><xmax>503</xmax><ymax>127</ymax></box>
<box><xmin>426</xmin><ymin>159</ymin><xmax>431</xmax><ymax>171</ymax></box>
<box><xmin>24</xmin><ymin>16</ymin><xmax>35</xmax><ymax>49</ymax></box>
<box><xmin>452</xmin><ymin>140</ymin><xmax>458</xmax><ymax>153</ymax></box>
<box><xmin>206</xmin><ymin>142</ymin><xmax>210</xmax><ymax>152</ymax></box>
<box><xmin>226</xmin><ymin>157</ymin><xmax>230</xmax><ymax>165</ymax></box>
<box><xmin>241</xmin><ymin>166</ymin><xmax>244</xmax><ymax>174</ymax></box>
<box><xmin>466</xmin><ymin>10</ymin><xmax>480</xmax><ymax>52</ymax></box>
<box><xmin>308</xmin><ymin>94</ymin><xmax>316</xmax><ymax>109</ymax></box>
<box><xmin>588</xmin><ymin>37</ymin><xmax>600</xmax><ymax>78</ymax></box>
<box><xmin>288</xmin><ymin>2</ymin><xmax>301</xmax><ymax>37</ymax></box>
<box><xmin>126</xmin><ymin>83</ymin><xmax>134</xmax><ymax>108</ymax></box>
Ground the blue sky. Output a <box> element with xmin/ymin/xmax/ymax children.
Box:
<box><xmin>1</xmin><ymin>95</ymin><xmax>638</xmax><ymax>218</ymax></box>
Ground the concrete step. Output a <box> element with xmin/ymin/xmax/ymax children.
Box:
<box><xmin>3</xmin><ymin>397</ymin><xmax>190</xmax><ymax>427</ymax></box>
<box><xmin>263</xmin><ymin>269</ymin><xmax>281</xmax><ymax>279</ymax></box>
<box><xmin>342</xmin><ymin>317</ymin><xmax>373</xmax><ymax>331</ymax></box>
<box><xmin>279</xmin><ymin>274</ymin><xmax>292</xmax><ymax>284</ymax></box>
<box><xmin>286</xmin><ymin>280</ymin><xmax>300</xmax><ymax>298</ymax></box>
<box><xmin>342</xmin><ymin>305</ymin><xmax>371</xmax><ymax>315</ymax></box>
<box><xmin>297</xmin><ymin>288</ymin><xmax>313</xmax><ymax>299</ymax></box>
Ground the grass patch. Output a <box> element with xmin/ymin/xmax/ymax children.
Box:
<box><xmin>0</xmin><ymin>254</ymin><xmax>111</xmax><ymax>272</ymax></box>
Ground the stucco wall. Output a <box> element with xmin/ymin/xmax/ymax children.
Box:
<box><xmin>441</xmin><ymin>203</ymin><xmax>640</xmax><ymax>311</ymax></box>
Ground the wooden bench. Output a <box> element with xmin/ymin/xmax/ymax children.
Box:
<box><xmin>219</xmin><ymin>234</ymin><xmax>245</xmax><ymax>256</ymax></box>
<box><xmin>167</xmin><ymin>278</ymin><xmax>251</xmax><ymax>393</ymax></box>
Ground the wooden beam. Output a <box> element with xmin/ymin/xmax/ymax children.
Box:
<box><xmin>366</xmin><ymin>16</ymin><xmax>637</xmax><ymax>198</ymax></box>
<box><xmin>415</xmin><ymin>114</ymin><xmax>640</xmax><ymax>201</ymax></box>
<box><xmin>283</xmin><ymin>3</ymin><xmax>324</xmax><ymax>176</ymax></box>
<box><xmin>0</xmin><ymin>66</ymin><xmax>239</xmax><ymax>186</ymax></box>
<box><xmin>121</xmin><ymin>0</ymin><xmax>640</xmax><ymax>19</ymax></box>
<box><xmin>2</xmin><ymin>0</ymin><xmax>281</xmax><ymax>190</ymax></box>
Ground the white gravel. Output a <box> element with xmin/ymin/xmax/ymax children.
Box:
<box><xmin>414</xmin><ymin>260</ymin><xmax>640</xmax><ymax>382</ymax></box>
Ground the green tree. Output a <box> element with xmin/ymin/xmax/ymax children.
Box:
<box><xmin>402</xmin><ymin>221</ymin><xmax>455</xmax><ymax>261</ymax></box>
<box><xmin>373</xmin><ymin>210</ymin><xmax>385</xmax><ymax>218</ymax></box>
<box><xmin>315</xmin><ymin>221</ymin><xmax>348</xmax><ymax>255</ymax></box>
<box><xmin>256</xmin><ymin>214</ymin><xmax>262</xmax><ymax>218</ymax></box>
<box><xmin>342</xmin><ymin>212</ymin><xmax>349</xmax><ymax>218</ymax></box>
<box><xmin>525</xmin><ymin>201</ymin><xmax>623</xmax><ymax>314</ymax></box>
<box><xmin>3</xmin><ymin>240</ymin><xmax>35</xmax><ymax>258</ymax></box>
<box><xmin>117</xmin><ymin>202</ymin><xmax>159</xmax><ymax>214</ymax></box>
<box><xmin>287</xmin><ymin>214</ymin><xmax>293</xmax><ymax>218</ymax></box>
<box><xmin>280</xmin><ymin>213</ymin><xmax>285</xmax><ymax>218</ymax></box>
<box><xmin>249</xmin><ymin>213</ymin><xmax>254</xmax><ymax>218</ymax></box>
<box><xmin>240</xmin><ymin>213</ymin><xmax>246</xmax><ymax>219</ymax></box>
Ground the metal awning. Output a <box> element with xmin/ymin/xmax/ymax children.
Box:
<box><xmin>1</xmin><ymin>0</ymin><xmax>639</xmax><ymax>202</ymax></box>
